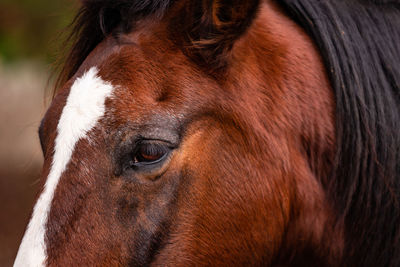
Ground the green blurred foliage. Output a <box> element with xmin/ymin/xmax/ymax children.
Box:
<box><xmin>0</xmin><ymin>0</ymin><xmax>78</xmax><ymax>63</ymax></box>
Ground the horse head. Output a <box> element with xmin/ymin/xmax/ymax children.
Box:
<box><xmin>15</xmin><ymin>0</ymin><xmax>400</xmax><ymax>266</ymax></box>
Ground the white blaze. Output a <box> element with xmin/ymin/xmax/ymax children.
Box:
<box><xmin>14</xmin><ymin>67</ymin><xmax>114</xmax><ymax>267</ymax></box>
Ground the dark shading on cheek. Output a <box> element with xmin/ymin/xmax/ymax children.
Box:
<box><xmin>129</xmin><ymin>219</ymin><xmax>172</xmax><ymax>267</ymax></box>
<box><xmin>116</xmin><ymin>197</ymin><xmax>139</xmax><ymax>224</ymax></box>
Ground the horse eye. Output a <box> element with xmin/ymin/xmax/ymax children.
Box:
<box><xmin>131</xmin><ymin>142</ymin><xmax>169</xmax><ymax>165</ymax></box>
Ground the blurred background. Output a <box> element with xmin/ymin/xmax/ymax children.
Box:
<box><xmin>0</xmin><ymin>0</ymin><xmax>77</xmax><ymax>265</ymax></box>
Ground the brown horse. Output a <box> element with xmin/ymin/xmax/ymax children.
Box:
<box><xmin>15</xmin><ymin>0</ymin><xmax>400</xmax><ymax>266</ymax></box>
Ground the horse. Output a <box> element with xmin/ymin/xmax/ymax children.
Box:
<box><xmin>14</xmin><ymin>0</ymin><xmax>400</xmax><ymax>266</ymax></box>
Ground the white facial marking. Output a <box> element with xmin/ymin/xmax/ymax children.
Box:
<box><xmin>14</xmin><ymin>67</ymin><xmax>114</xmax><ymax>267</ymax></box>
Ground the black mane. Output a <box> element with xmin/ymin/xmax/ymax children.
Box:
<box><xmin>280</xmin><ymin>0</ymin><xmax>400</xmax><ymax>266</ymax></box>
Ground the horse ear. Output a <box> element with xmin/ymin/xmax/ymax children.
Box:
<box><xmin>170</xmin><ymin>0</ymin><xmax>261</xmax><ymax>71</ymax></box>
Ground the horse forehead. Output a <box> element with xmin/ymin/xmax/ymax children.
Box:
<box><xmin>13</xmin><ymin>67</ymin><xmax>115</xmax><ymax>266</ymax></box>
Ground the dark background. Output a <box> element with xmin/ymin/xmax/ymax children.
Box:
<box><xmin>0</xmin><ymin>0</ymin><xmax>77</xmax><ymax>265</ymax></box>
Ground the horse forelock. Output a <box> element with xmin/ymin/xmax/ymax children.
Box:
<box><xmin>56</xmin><ymin>0</ymin><xmax>262</xmax><ymax>93</ymax></box>
<box><xmin>55</xmin><ymin>0</ymin><xmax>173</xmax><ymax>93</ymax></box>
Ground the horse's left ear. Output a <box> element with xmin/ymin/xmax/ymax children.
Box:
<box><xmin>170</xmin><ymin>0</ymin><xmax>261</xmax><ymax>71</ymax></box>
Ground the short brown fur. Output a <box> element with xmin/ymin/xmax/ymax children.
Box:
<box><xmin>36</xmin><ymin>0</ymin><xmax>342</xmax><ymax>266</ymax></box>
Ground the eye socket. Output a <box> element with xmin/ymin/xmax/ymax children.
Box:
<box><xmin>130</xmin><ymin>141</ymin><xmax>171</xmax><ymax>167</ymax></box>
<box><xmin>116</xmin><ymin>137</ymin><xmax>176</xmax><ymax>178</ymax></box>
